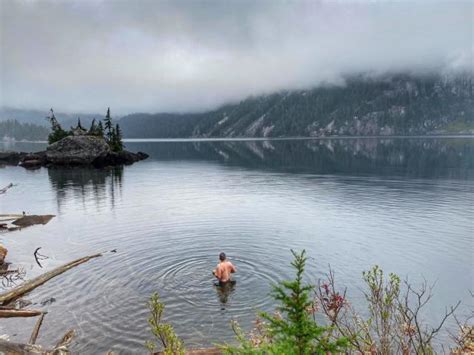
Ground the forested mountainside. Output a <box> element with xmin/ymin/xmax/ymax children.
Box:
<box><xmin>120</xmin><ymin>74</ymin><xmax>473</xmax><ymax>138</ymax></box>
<box><xmin>0</xmin><ymin>120</ymin><xmax>49</xmax><ymax>141</ymax></box>
<box><xmin>1</xmin><ymin>74</ymin><xmax>472</xmax><ymax>139</ymax></box>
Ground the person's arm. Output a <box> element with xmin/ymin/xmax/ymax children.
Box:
<box><xmin>230</xmin><ymin>263</ymin><xmax>236</xmax><ymax>273</ymax></box>
<box><xmin>213</xmin><ymin>265</ymin><xmax>221</xmax><ymax>279</ymax></box>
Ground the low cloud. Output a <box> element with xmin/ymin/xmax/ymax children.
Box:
<box><xmin>1</xmin><ymin>0</ymin><xmax>472</xmax><ymax>114</ymax></box>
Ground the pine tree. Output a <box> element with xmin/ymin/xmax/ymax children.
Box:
<box><xmin>108</xmin><ymin>125</ymin><xmax>124</xmax><ymax>152</ymax></box>
<box><xmin>77</xmin><ymin>117</ymin><xmax>83</xmax><ymax>130</ymax></box>
<box><xmin>114</xmin><ymin>123</ymin><xmax>124</xmax><ymax>152</ymax></box>
<box><xmin>46</xmin><ymin>108</ymin><xmax>69</xmax><ymax>144</ymax></box>
<box><xmin>110</xmin><ymin>126</ymin><xmax>117</xmax><ymax>150</ymax></box>
<box><xmin>46</xmin><ymin>108</ymin><xmax>59</xmax><ymax>130</ymax></box>
<box><xmin>88</xmin><ymin>118</ymin><xmax>97</xmax><ymax>136</ymax></box>
<box><xmin>260</xmin><ymin>250</ymin><xmax>348</xmax><ymax>354</ymax></box>
<box><xmin>104</xmin><ymin>107</ymin><xmax>113</xmax><ymax>143</ymax></box>
<box><xmin>97</xmin><ymin>121</ymin><xmax>104</xmax><ymax>138</ymax></box>
<box><xmin>222</xmin><ymin>250</ymin><xmax>348</xmax><ymax>354</ymax></box>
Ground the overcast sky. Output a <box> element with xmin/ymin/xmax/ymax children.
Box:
<box><xmin>0</xmin><ymin>0</ymin><xmax>472</xmax><ymax>114</ymax></box>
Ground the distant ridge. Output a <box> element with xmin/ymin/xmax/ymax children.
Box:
<box><xmin>119</xmin><ymin>73</ymin><xmax>473</xmax><ymax>138</ymax></box>
<box><xmin>2</xmin><ymin>73</ymin><xmax>473</xmax><ymax>139</ymax></box>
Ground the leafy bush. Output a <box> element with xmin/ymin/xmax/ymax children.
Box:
<box><xmin>145</xmin><ymin>292</ymin><xmax>185</xmax><ymax>355</ymax></box>
<box><xmin>315</xmin><ymin>265</ymin><xmax>461</xmax><ymax>353</ymax></box>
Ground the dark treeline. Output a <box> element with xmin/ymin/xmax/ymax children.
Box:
<box><xmin>0</xmin><ymin>119</ymin><xmax>49</xmax><ymax>141</ymax></box>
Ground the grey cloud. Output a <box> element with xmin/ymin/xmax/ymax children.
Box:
<box><xmin>0</xmin><ymin>0</ymin><xmax>472</xmax><ymax>114</ymax></box>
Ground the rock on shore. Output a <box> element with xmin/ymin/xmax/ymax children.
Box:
<box><xmin>0</xmin><ymin>136</ymin><xmax>148</xmax><ymax>168</ymax></box>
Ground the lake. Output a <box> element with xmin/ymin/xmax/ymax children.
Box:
<box><xmin>0</xmin><ymin>137</ymin><xmax>473</xmax><ymax>353</ymax></box>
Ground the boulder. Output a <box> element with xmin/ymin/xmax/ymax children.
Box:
<box><xmin>93</xmin><ymin>150</ymin><xmax>149</xmax><ymax>167</ymax></box>
<box><xmin>46</xmin><ymin>136</ymin><xmax>111</xmax><ymax>165</ymax></box>
<box><xmin>19</xmin><ymin>152</ymin><xmax>47</xmax><ymax>169</ymax></box>
<box><xmin>0</xmin><ymin>151</ymin><xmax>27</xmax><ymax>165</ymax></box>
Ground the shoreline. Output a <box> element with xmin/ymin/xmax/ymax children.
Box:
<box><xmin>2</xmin><ymin>134</ymin><xmax>473</xmax><ymax>145</ymax></box>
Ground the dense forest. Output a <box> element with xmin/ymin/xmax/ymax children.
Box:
<box><xmin>119</xmin><ymin>73</ymin><xmax>473</xmax><ymax>138</ymax></box>
<box><xmin>0</xmin><ymin>120</ymin><xmax>49</xmax><ymax>141</ymax></box>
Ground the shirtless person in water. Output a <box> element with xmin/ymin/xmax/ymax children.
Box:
<box><xmin>212</xmin><ymin>252</ymin><xmax>236</xmax><ymax>283</ymax></box>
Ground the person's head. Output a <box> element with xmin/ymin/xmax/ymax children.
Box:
<box><xmin>219</xmin><ymin>252</ymin><xmax>226</xmax><ymax>261</ymax></box>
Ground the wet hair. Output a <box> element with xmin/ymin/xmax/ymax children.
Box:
<box><xmin>219</xmin><ymin>252</ymin><xmax>226</xmax><ymax>261</ymax></box>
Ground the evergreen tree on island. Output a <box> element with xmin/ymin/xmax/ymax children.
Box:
<box><xmin>77</xmin><ymin>118</ymin><xmax>83</xmax><ymax>130</ymax></box>
<box><xmin>46</xmin><ymin>108</ymin><xmax>70</xmax><ymax>144</ymax></box>
<box><xmin>111</xmin><ymin>123</ymin><xmax>124</xmax><ymax>152</ymax></box>
<box><xmin>88</xmin><ymin>118</ymin><xmax>97</xmax><ymax>135</ymax></box>
<box><xmin>104</xmin><ymin>107</ymin><xmax>113</xmax><ymax>143</ymax></box>
<box><xmin>46</xmin><ymin>106</ymin><xmax>124</xmax><ymax>151</ymax></box>
<box><xmin>88</xmin><ymin>118</ymin><xmax>104</xmax><ymax>137</ymax></box>
<box><xmin>97</xmin><ymin>120</ymin><xmax>104</xmax><ymax>137</ymax></box>
<box><xmin>102</xmin><ymin>107</ymin><xmax>124</xmax><ymax>152</ymax></box>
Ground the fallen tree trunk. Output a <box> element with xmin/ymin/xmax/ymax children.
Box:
<box><xmin>0</xmin><ymin>309</ymin><xmax>42</xmax><ymax>318</ymax></box>
<box><xmin>0</xmin><ymin>253</ymin><xmax>102</xmax><ymax>305</ymax></box>
<box><xmin>0</xmin><ymin>329</ymin><xmax>75</xmax><ymax>354</ymax></box>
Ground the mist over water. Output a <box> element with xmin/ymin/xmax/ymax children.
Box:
<box><xmin>0</xmin><ymin>138</ymin><xmax>473</xmax><ymax>353</ymax></box>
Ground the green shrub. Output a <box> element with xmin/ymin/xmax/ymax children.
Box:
<box><xmin>145</xmin><ymin>292</ymin><xmax>185</xmax><ymax>355</ymax></box>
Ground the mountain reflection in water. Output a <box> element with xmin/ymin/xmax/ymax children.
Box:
<box><xmin>128</xmin><ymin>137</ymin><xmax>473</xmax><ymax>179</ymax></box>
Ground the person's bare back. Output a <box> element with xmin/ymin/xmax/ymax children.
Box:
<box><xmin>213</xmin><ymin>252</ymin><xmax>236</xmax><ymax>283</ymax></box>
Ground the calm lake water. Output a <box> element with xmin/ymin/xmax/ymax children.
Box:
<box><xmin>0</xmin><ymin>137</ymin><xmax>473</xmax><ymax>353</ymax></box>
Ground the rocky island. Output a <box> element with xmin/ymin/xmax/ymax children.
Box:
<box><xmin>0</xmin><ymin>108</ymin><xmax>148</xmax><ymax>169</ymax></box>
<box><xmin>0</xmin><ymin>135</ymin><xmax>148</xmax><ymax>169</ymax></box>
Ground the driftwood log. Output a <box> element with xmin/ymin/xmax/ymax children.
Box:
<box><xmin>29</xmin><ymin>313</ymin><xmax>46</xmax><ymax>344</ymax></box>
<box><xmin>0</xmin><ymin>253</ymin><xmax>102</xmax><ymax>305</ymax></box>
<box><xmin>0</xmin><ymin>183</ymin><xmax>14</xmax><ymax>195</ymax></box>
<box><xmin>0</xmin><ymin>308</ymin><xmax>42</xmax><ymax>318</ymax></box>
<box><xmin>12</xmin><ymin>215</ymin><xmax>55</xmax><ymax>228</ymax></box>
<box><xmin>0</xmin><ymin>329</ymin><xmax>75</xmax><ymax>355</ymax></box>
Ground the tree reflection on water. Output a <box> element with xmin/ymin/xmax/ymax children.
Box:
<box><xmin>47</xmin><ymin>166</ymin><xmax>123</xmax><ymax>211</ymax></box>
